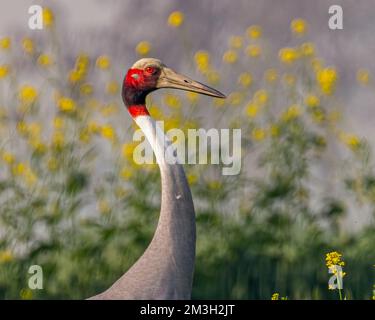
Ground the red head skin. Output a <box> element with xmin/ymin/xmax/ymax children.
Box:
<box><xmin>122</xmin><ymin>66</ymin><xmax>162</xmax><ymax>118</ymax></box>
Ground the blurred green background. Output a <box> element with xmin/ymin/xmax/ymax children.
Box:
<box><xmin>0</xmin><ymin>1</ymin><xmax>374</xmax><ymax>299</ymax></box>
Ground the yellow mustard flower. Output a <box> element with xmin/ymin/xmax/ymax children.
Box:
<box><xmin>282</xmin><ymin>104</ymin><xmax>302</xmax><ymax>122</ymax></box>
<box><xmin>270</xmin><ymin>124</ymin><xmax>280</xmax><ymax>137</ymax></box>
<box><xmin>0</xmin><ymin>250</ymin><xmax>13</xmax><ymax>263</ymax></box>
<box><xmin>18</xmin><ymin>85</ymin><xmax>38</xmax><ymax>104</ymax></box>
<box><xmin>42</xmin><ymin>7</ymin><xmax>54</xmax><ymax>27</ymax></box>
<box><xmin>208</xmin><ymin>180</ymin><xmax>222</xmax><ymax>190</ymax></box>
<box><xmin>265</xmin><ymin>69</ymin><xmax>278</xmax><ymax>83</ymax></box>
<box><xmin>311</xmin><ymin>58</ymin><xmax>324</xmax><ymax>72</ymax></box>
<box><xmin>317</xmin><ymin>67</ymin><xmax>338</xmax><ymax>95</ymax></box>
<box><xmin>279</xmin><ymin>47</ymin><xmax>299</xmax><ymax>64</ymax></box>
<box><xmin>223</xmin><ymin>50</ymin><xmax>238</xmax><ymax>64</ymax></box>
<box><xmin>291</xmin><ymin>18</ymin><xmax>307</xmax><ymax>35</ymax></box>
<box><xmin>120</xmin><ymin>167</ymin><xmax>133</xmax><ymax>180</ymax></box>
<box><xmin>229</xmin><ymin>36</ymin><xmax>243</xmax><ymax>49</ymax></box>
<box><xmin>47</xmin><ymin>157</ymin><xmax>58</xmax><ymax>171</ymax></box>
<box><xmin>53</xmin><ymin>117</ymin><xmax>64</xmax><ymax>129</ymax></box>
<box><xmin>57</xmin><ymin>97</ymin><xmax>76</xmax><ymax>113</ymax></box>
<box><xmin>22</xmin><ymin>38</ymin><xmax>34</xmax><ymax>55</ymax></box>
<box><xmin>168</xmin><ymin>11</ymin><xmax>184</xmax><ymax>28</ymax></box>
<box><xmin>122</xmin><ymin>142</ymin><xmax>138</xmax><ymax>161</ymax></box>
<box><xmin>282</xmin><ymin>73</ymin><xmax>297</xmax><ymax>86</ymax></box>
<box><xmin>148</xmin><ymin>105</ymin><xmax>163</xmax><ymax>119</ymax></box>
<box><xmin>325</xmin><ymin>251</ymin><xmax>345</xmax><ymax>268</ymax></box>
<box><xmin>87</xmin><ymin>121</ymin><xmax>101</xmax><ymax>134</ymax></box>
<box><xmin>245</xmin><ymin>44</ymin><xmax>261</xmax><ymax>58</ymax></box>
<box><xmin>305</xmin><ymin>95</ymin><xmax>320</xmax><ymax>108</ymax></box>
<box><xmin>52</xmin><ymin>131</ymin><xmax>65</xmax><ymax>150</ymax></box>
<box><xmin>213</xmin><ymin>97</ymin><xmax>225</xmax><ymax>108</ymax></box>
<box><xmin>0</xmin><ymin>37</ymin><xmax>11</xmax><ymax>50</ymax></box>
<box><xmin>0</xmin><ymin>64</ymin><xmax>10</xmax><ymax>79</ymax></box>
<box><xmin>246</xmin><ymin>102</ymin><xmax>259</xmax><ymax>118</ymax></box>
<box><xmin>238</xmin><ymin>72</ymin><xmax>253</xmax><ymax>88</ymax></box>
<box><xmin>37</xmin><ymin>54</ymin><xmax>53</xmax><ymax>67</ymax></box>
<box><xmin>187</xmin><ymin>173</ymin><xmax>198</xmax><ymax>185</ymax></box>
<box><xmin>228</xmin><ymin>92</ymin><xmax>243</xmax><ymax>106</ymax></box>
<box><xmin>253</xmin><ymin>89</ymin><xmax>268</xmax><ymax>105</ymax></box>
<box><xmin>271</xmin><ymin>293</ymin><xmax>279</xmax><ymax>300</ymax></box>
<box><xmin>300</xmin><ymin>42</ymin><xmax>315</xmax><ymax>57</ymax></box>
<box><xmin>96</xmin><ymin>55</ymin><xmax>111</xmax><ymax>70</ymax></box>
<box><xmin>252</xmin><ymin>127</ymin><xmax>266</xmax><ymax>141</ymax></box>
<box><xmin>101</xmin><ymin>125</ymin><xmax>116</xmax><ymax>141</ymax></box>
<box><xmin>194</xmin><ymin>51</ymin><xmax>210</xmax><ymax>73</ymax></box>
<box><xmin>20</xmin><ymin>288</ymin><xmax>33</xmax><ymax>300</ymax></box>
<box><xmin>2</xmin><ymin>152</ymin><xmax>15</xmax><ymax>164</ymax></box>
<box><xmin>106</xmin><ymin>81</ymin><xmax>119</xmax><ymax>95</ymax></box>
<box><xmin>136</xmin><ymin>41</ymin><xmax>151</xmax><ymax>56</ymax></box>
<box><xmin>246</xmin><ymin>25</ymin><xmax>262</xmax><ymax>39</ymax></box>
<box><xmin>340</xmin><ymin>133</ymin><xmax>361</xmax><ymax>151</ymax></box>
<box><xmin>357</xmin><ymin>69</ymin><xmax>370</xmax><ymax>85</ymax></box>
<box><xmin>164</xmin><ymin>94</ymin><xmax>181</xmax><ymax>109</ymax></box>
<box><xmin>206</xmin><ymin>70</ymin><xmax>220</xmax><ymax>85</ymax></box>
<box><xmin>80</xmin><ymin>83</ymin><xmax>94</xmax><ymax>96</ymax></box>
<box><xmin>311</xmin><ymin>109</ymin><xmax>325</xmax><ymax>123</ymax></box>
<box><xmin>186</xmin><ymin>91</ymin><xmax>199</xmax><ymax>103</ymax></box>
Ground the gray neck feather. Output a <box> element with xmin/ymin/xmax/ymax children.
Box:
<box><xmin>89</xmin><ymin>115</ymin><xmax>196</xmax><ymax>300</ymax></box>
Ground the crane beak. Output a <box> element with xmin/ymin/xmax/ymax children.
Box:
<box><xmin>156</xmin><ymin>67</ymin><xmax>226</xmax><ymax>99</ymax></box>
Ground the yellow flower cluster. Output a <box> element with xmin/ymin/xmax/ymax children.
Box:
<box><xmin>340</xmin><ymin>133</ymin><xmax>361</xmax><ymax>151</ymax></box>
<box><xmin>22</xmin><ymin>38</ymin><xmax>34</xmax><ymax>55</ymax></box>
<box><xmin>96</xmin><ymin>55</ymin><xmax>111</xmax><ymax>70</ymax></box>
<box><xmin>245</xmin><ymin>45</ymin><xmax>261</xmax><ymax>58</ymax></box>
<box><xmin>305</xmin><ymin>95</ymin><xmax>320</xmax><ymax>108</ymax></box>
<box><xmin>279</xmin><ymin>47</ymin><xmax>299</xmax><ymax>64</ymax></box>
<box><xmin>229</xmin><ymin>36</ymin><xmax>243</xmax><ymax>49</ymax></box>
<box><xmin>282</xmin><ymin>104</ymin><xmax>302</xmax><ymax>122</ymax></box>
<box><xmin>11</xmin><ymin>162</ymin><xmax>37</xmax><ymax>186</ymax></box>
<box><xmin>69</xmin><ymin>54</ymin><xmax>89</xmax><ymax>84</ymax></box>
<box><xmin>168</xmin><ymin>11</ymin><xmax>184</xmax><ymax>28</ymax></box>
<box><xmin>0</xmin><ymin>250</ymin><xmax>13</xmax><ymax>263</ymax></box>
<box><xmin>57</xmin><ymin>97</ymin><xmax>76</xmax><ymax>113</ymax></box>
<box><xmin>247</xmin><ymin>25</ymin><xmax>262</xmax><ymax>39</ymax></box>
<box><xmin>252</xmin><ymin>127</ymin><xmax>266</xmax><ymax>141</ymax></box>
<box><xmin>317</xmin><ymin>67</ymin><xmax>337</xmax><ymax>95</ymax></box>
<box><xmin>42</xmin><ymin>7</ymin><xmax>54</xmax><ymax>28</ymax></box>
<box><xmin>106</xmin><ymin>81</ymin><xmax>119</xmax><ymax>95</ymax></box>
<box><xmin>37</xmin><ymin>54</ymin><xmax>53</xmax><ymax>67</ymax></box>
<box><xmin>0</xmin><ymin>37</ymin><xmax>11</xmax><ymax>50</ymax></box>
<box><xmin>136</xmin><ymin>41</ymin><xmax>151</xmax><ymax>56</ymax></box>
<box><xmin>18</xmin><ymin>85</ymin><xmax>38</xmax><ymax>105</ymax></box>
<box><xmin>357</xmin><ymin>69</ymin><xmax>370</xmax><ymax>85</ymax></box>
<box><xmin>290</xmin><ymin>18</ymin><xmax>307</xmax><ymax>36</ymax></box>
<box><xmin>238</xmin><ymin>72</ymin><xmax>253</xmax><ymax>88</ymax></box>
<box><xmin>264</xmin><ymin>69</ymin><xmax>278</xmax><ymax>83</ymax></box>
<box><xmin>195</xmin><ymin>51</ymin><xmax>210</xmax><ymax>73</ymax></box>
<box><xmin>0</xmin><ymin>64</ymin><xmax>10</xmax><ymax>79</ymax></box>
<box><xmin>325</xmin><ymin>251</ymin><xmax>345</xmax><ymax>268</ymax></box>
<box><xmin>223</xmin><ymin>50</ymin><xmax>238</xmax><ymax>64</ymax></box>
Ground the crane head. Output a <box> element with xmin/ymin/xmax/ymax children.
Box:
<box><xmin>123</xmin><ymin>58</ymin><xmax>226</xmax><ymax>108</ymax></box>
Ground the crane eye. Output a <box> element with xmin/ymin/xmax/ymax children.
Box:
<box><xmin>145</xmin><ymin>66</ymin><xmax>156</xmax><ymax>74</ymax></box>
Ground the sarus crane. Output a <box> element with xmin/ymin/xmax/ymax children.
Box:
<box><xmin>89</xmin><ymin>58</ymin><xmax>225</xmax><ymax>300</ymax></box>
